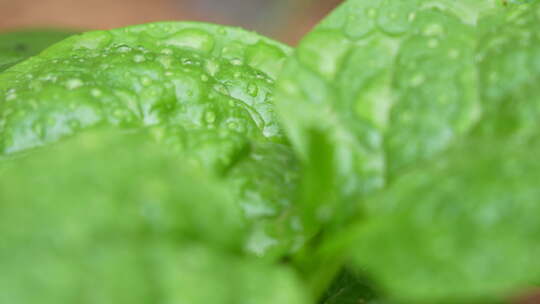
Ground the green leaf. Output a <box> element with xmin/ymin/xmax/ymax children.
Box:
<box><xmin>0</xmin><ymin>29</ymin><xmax>75</xmax><ymax>72</ymax></box>
<box><xmin>0</xmin><ymin>129</ymin><xmax>309</xmax><ymax>304</ymax></box>
<box><xmin>274</xmin><ymin>0</ymin><xmax>500</xmax><ymax>219</ymax></box>
<box><xmin>0</xmin><ymin>22</ymin><xmax>291</xmax><ymax>153</ymax></box>
<box><xmin>0</xmin><ymin>129</ymin><xmax>246</xmax><ymax>250</ymax></box>
<box><xmin>351</xmin><ymin>137</ymin><xmax>540</xmax><ymax>302</ymax></box>
<box><xmin>474</xmin><ymin>2</ymin><xmax>540</xmax><ymax>139</ymax></box>
<box><xmin>0</xmin><ymin>22</ymin><xmax>301</xmax><ymax>259</ymax></box>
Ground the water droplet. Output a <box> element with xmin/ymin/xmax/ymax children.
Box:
<box><xmin>5</xmin><ymin>92</ymin><xmax>17</xmax><ymax>101</ymax></box>
<box><xmin>66</xmin><ymin>78</ymin><xmax>84</xmax><ymax>90</ymax></box>
<box><xmin>205</xmin><ymin>111</ymin><xmax>216</xmax><ymax>124</ymax></box>
<box><xmin>377</xmin><ymin>0</ymin><xmax>415</xmax><ymax>35</ymax></box>
<box><xmin>428</xmin><ymin>38</ymin><xmax>439</xmax><ymax>48</ymax></box>
<box><xmin>410</xmin><ymin>73</ymin><xmax>425</xmax><ymax>87</ymax></box>
<box><xmin>158</xmin><ymin>55</ymin><xmax>174</xmax><ymax>68</ymax></box>
<box><xmin>163</xmin><ymin>28</ymin><xmax>215</xmax><ymax>54</ymax></box>
<box><xmin>247</xmin><ymin>83</ymin><xmax>258</xmax><ymax>97</ymax></box>
<box><xmin>448</xmin><ymin>49</ymin><xmax>460</xmax><ymax>59</ymax></box>
<box><xmin>141</xmin><ymin>76</ymin><xmax>152</xmax><ymax>86</ymax></box>
<box><xmin>200</xmin><ymin>74</ymin><xmax>209</xmax><ymax>82</ymax></box>
<box><xmin>160</xmin><ymin>48</ymin><xmax>173</xmax><ymax>55</ymax></box>
<box><xmin>115</xmin><ymin>45</ymin><xmax>132</xmax><ymax>53</ymax></box>
<box><xmin>345</xmin><ymin>4</ymin><xmax>377</xmax><ymax>39</ymax></box>
<box><xmin>230</xmin><ymin>58</ymin><xmax>243</xmax><ymax>66</ymax></box>
<box><xmin>263</xmin><ymin>125</ymin><xmax>279</xmax><ymax>138</ymax></box>
<box><xmin>423</xmin><ymin>23</ymin><xmax>444</xmax><ymax>36</ymax></box>
<box><xmin>181</xmin><ymin>58</ymin><xmax>193</xmax><ymax>65</ymax></box>
<box><xmin>90</xmin><ymin>88</ymin><xmax>102</xmax><ymax>97</ymax></box>
<box><xmin>133</xmin><ymin>54</ymin><xmax>146</xmax><ymax>63</ymax></box>
<box><xmin>245</xmin><ymin>229</ymin><xmax>278</xmax><ymax>257</ymax></box>
<box><xmin>205</xmin><ymin>59</ymin><xmax>220</xmax><ymax>76</ymax></box>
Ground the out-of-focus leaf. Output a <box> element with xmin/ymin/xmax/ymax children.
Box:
<box><xmin>0</xmin><ymin>30</ymin><xmax>75</xmax><ymax>72</ymax></box>
<box><xmin>0</xmin><ymin>129</ymin><xmax>309</xmax><ymax>304</ymax></box>
<box><xmin>351</xmin><ymin>138</ymin><xmax>540</xmax><ymax>302</ymax></box>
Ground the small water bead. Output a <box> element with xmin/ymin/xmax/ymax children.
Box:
<box><xmin>410</xmin><ymin>73</ymin><xmax>426</xmax><ymax>87</ymax></box>
<box><xmin>377</xmin><ymin>0</ymin><xmax>416</xmax><ymax>35</ymax></box>
<box><xmin>41</xmin><ymin>74</ymin><xmax>58</xmax><ymax>82</ymax></box>
<box><xmin>227</xmin><ymin>121</ymin><xmax>238</xmax><ymax>130</ymax></box>
<box><xmin>66</xmin><ymin>78</ymin><xmax>84</xmax><ymax>90</ymax></box>
<box><xmin>5</xmin><ymin>92</ymin><xmax>17</xmax><ymax>101</ymax></box>
<box><xmin>90</xmin><ymin>88</ymin><xmax>103</xmax><ymax>97</ymax></box>
<box><xmin>263</xmin><ymin>125</ymin><xmax>279</xmax><ymax>138</ymax></box>
<box><xmin>205</xmin><ymin>59</ymin><xmax>220</xmax><ymax>76</ymax></box>
<box><xmin>423</xmin><ymin>23</ymin><xmax>445</xmax><ymax>37</ymax></box>
<box><xmin>158</xmin><ymin>55</ymin><xmax>174</xmax><ymax>68</ymax></box>
<box><xmin>448</xmin><ymin>49</ymin><xmax>460</xmax><ymax>59</ymax></box>
<box><xmin>230</xmin><ymin>58</ymin><xmax>243</xmax><ymax>66</ymax></box>
<box><xmin>205</xmin><ymin>111</ymin><xmax>216</xmax><ymax>124</ymax></box>
<box><xmin>428</xmin><ymin>39</ymin><xmax>439</xmax><ymax>48</ymax></box>
<box><xmin>408</xmin><ymin>12</ymin><xmax>416</xmax><ymax>22</ymax></box>
<box><xmin>160</xmin><ymin>48</ymin><xmax>173</xmax><ymax>55</ymax></box>
<box><xmin>344</xmin><ymin>4</ymin><xmax>378</xmax><ymax>39</ymax></box>
<box><xmin>245</xmin><ymin>229</ymin><xmax>278</xmax><ymax>257</ymax></box>
<box><xmin>200</xmin><ymin>74</ymin><xmax>209</xmax><ymax>82</ymax></box>
<box><xmin>141</xmin><ymin>77</ymin><xmax>153</xmax><ymax>86</ymax></box>
<box><xmin>181</xmin><ymin>58</ymin><xmax>194</xmax><ymax>65</ymax></box>
<box><xmin>247</xmin><ymin>82</ymin><xmax>259</xmax><ymax>97</ymax></box>
<box><xmin>133</xmin><ymin>54</ymin><xmax>146</xmax><ymax>63</ymax></box>
<box><xmin>115</xmin><ymin>45</ymin><xmax>132</xmax><ymax>53</ymax></box>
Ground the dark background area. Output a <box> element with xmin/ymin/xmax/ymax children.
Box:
<box><xmin>0</xmin><ymin>0</ymin><xmax>342</xmax><ymax>44</ymax></box>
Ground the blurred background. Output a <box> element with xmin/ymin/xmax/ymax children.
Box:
<box><xmin>0</xmin><ymin>0</ymin><xmax>343</xmax><ymax>45</ymax></box>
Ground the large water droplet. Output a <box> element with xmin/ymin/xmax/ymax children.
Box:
<box><xmin>163</xmin><ymin>28</ymin><xmax>215</xmax><ymax>54</ymax></box>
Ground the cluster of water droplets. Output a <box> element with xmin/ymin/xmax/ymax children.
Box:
<box><xmin>0</xmin><ymin>22</ymin><xmax>302</xmax><ymax>259</ymax></box>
